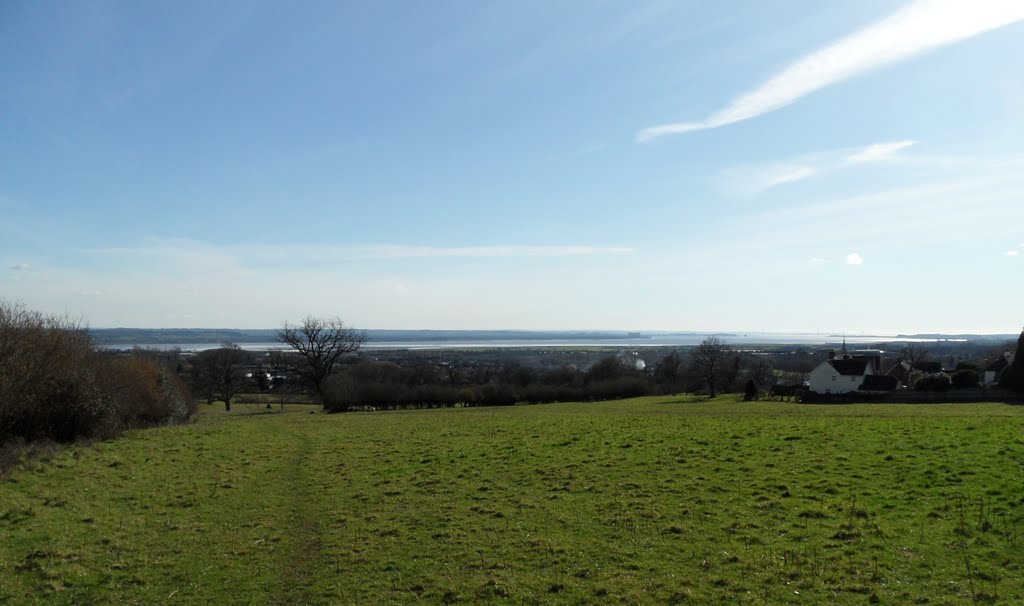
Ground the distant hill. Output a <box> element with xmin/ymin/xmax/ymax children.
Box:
<box><xmin>89</xmin><ymin>328</ymin><xmax>656</xmax><ymax>346</ymax></box>
<box><xmin>893</xmin><ymin>333</ymin><xmax>1017</xmax><ymax>341</ymax></box>
<box><xmin>90</xmin><ymin>328</ymin><xmax>279</xmax><ymax>345</ymax></box>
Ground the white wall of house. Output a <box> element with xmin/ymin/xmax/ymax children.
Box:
<box><xmin>808</xmin><ymin>362</ymin><xmax>865</xmax><ymax>394</ymax></box>
<box><xmin>983</xmin><ymin>370</ymin><xmax>999</xmax><ymax>386</ymax></box>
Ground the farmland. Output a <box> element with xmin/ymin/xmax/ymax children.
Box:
<box><xmin>2</xmin><ymin>397</ymin><xmax>1023</xmax><ymax>604</ymax></box>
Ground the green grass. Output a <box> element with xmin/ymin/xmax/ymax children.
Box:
<box><xmin>2</xmin><ymin>396</ymin><xmax>1024</xmax><ymax>604</ymax></box>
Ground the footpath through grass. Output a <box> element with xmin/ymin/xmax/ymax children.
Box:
<box><xmin>2</xmin><ymin>397</ymin><xmax>1023</xmax><ymax>604</ymax></box>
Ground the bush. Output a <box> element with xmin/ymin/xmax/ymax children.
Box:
<box><xmin>0</xmin><ymin>301</ymin><xmax>194</xmax><ymax>446</ymax></box>
<box><xmin>319</xmin><ymin>375</ymin><xmax>359</xmax><ymax>411</ymax></box>
<box><xmin>914</xmin><ymin>373</ymin><xmax>951</xmax><ymax>392</ymax></box>
<box><xmin>586</xmin><ymin>378</ymin><xmax>650</xmax><ymax>401</ymax></box>
<box><xmin>322</xmin><ymin>357</ymin><xmax>653</xmax><ymax>411</ymax></box>
<box><xmin>950</xmin><ymin>368</ymin><xmax>979</xmax><ymax>390</ymax></box>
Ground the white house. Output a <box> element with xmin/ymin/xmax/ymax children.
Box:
<box><xmin>983</xmin><ymin>353</ymin><xmax>1014</xmax><ymax>386</ymax></box>
<box><xmin>808</xmin><ymin>355</ymin><xmax>876</xmax><ymax>394</ymax></box>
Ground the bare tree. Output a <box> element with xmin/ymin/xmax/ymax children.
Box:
<box><xmin>277</xmin><ymin>316</ymin><xmax>366</xmax><ymax>405</ymax></box>
<box><xmin>193</xmin><ymin>343</ymin><xmax>249</xmax><ymax>411</ymax></box>
<box><xmin>901</xmin><ymin>344</ymin><xmax>930</xmax><ymax>367</ymax></box>
<box><xmin>692</xmin><ymin>336</ymin><xmax>730</xmax><ymax>398</ymax></box>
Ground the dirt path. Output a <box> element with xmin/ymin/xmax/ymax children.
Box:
<box><xmin>269</xmin><ymin>424</ymin><xmax>325</xmax><ymax>604</ymax></box>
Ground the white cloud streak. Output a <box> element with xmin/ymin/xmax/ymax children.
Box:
<box><xmin>637</xmin><ymin>0</ymin><xmax>1024</xmax><ymax>141</ymax></box>
<box><xmin>725</xmin><ymin>140</ymin><xmax>916</xmax><ymax>194</ymax></box>
<box><xmin>762</xmin><ymin>166</ymin><xmax>818</xmax><ymax>189</ymax></box>
<box><xmin>845</xmin><ymin>252</ymin><xmax>865</xmax><ymax>265</ymax></box>
<box><xmin>845</xmin><ymin>140</ymin><xmax>917</xmax><ymax>164</ymax></box>
<box><xmin>9</xmin><ymin>263</ymin><xmax>30</xmax><ymax>271</ymax></box>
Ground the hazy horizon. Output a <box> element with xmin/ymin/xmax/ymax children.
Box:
<box><xmin>87</xmin><ymin>326</ymin><xmax>1017</xmax><ymax>339</ymax></box>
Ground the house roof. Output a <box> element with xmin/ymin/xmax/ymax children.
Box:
<box><xmin>828</xmin><ymin>359</ymin><xmax>870</xmax><ymax>376</ymax></box>
<box><xmin>886</xmin><ymin>361</ymin><xmax>911</xmax><ymax>377</ymax></box>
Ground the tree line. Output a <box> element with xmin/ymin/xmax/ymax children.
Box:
<box><xmin>7</xmin><ymin>300</ymin><xmax>1020</xmax><ymax>455</ymax></box>
<box><xmin>193</xmin><ymin>316</ymin><xmax>1024</xmax><ymax>410</ymax></box>
<box><xmin>189</xmin><ymin>318</ymin><xmax>778</xmax><ymax>411</ymax></box>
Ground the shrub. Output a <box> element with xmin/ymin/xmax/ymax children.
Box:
<box><xmin>950</xmin><ymin>368</ymin><xmax>979</xmax><ymax>390</ymax></box>
<box><xmin>0</xmin><ymin>301</ymin><xmax>194</xmax><ymax>447</ymax></box>
<box><xmin>586</xmin><ymin>378</ymin><xmax>649</xmax><ymax>401</ymax></box>
<box><xmin>914</xmin><ymin>373</ymin><xmax>951</xmax><ymax>392</ymax></box>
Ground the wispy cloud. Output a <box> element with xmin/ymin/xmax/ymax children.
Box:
<box><xmin>846</xmin><ymin>140</ymin><xmax>916</xmax><ymax>164</ymax></box>
<box><xmin>78</xmin><ymin>289</ymin><xmax>103</xmax><ymax>297</ymax></box>
<box><xmin>9</xmin><ymin>263</ymin><xmax>29</xmax><ymax>271</ymax></box>
<box><xmin>845</xmin><ymin>252</ymin><xmax>865</xmax><ymax>265</ymax></box>
<box><xmin>725</xmin><ymin>140</ymin><xmax>916</xmax><ymax>194</ymax></box>
<box><xmin>637</xmin><ymin>1</ymin><xmax>1024</xmax><ymax>141</ymax></box>
<box><xmin>1005</xmin><ymin>250</ymin><xmax>1020</xmax><ymax>257</ymax></box>
<box><xmin>762</xmin><ymin>166</ymin><xmax>818</xmax><ymax>189</ymax></box>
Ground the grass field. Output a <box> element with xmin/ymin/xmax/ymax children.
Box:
<box><xmin>2</xmin><ymin>396</ymin><xmax>1023</xmax><ymax>604</ymax></box>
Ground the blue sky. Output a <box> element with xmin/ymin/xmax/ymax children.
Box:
<box><xmin>2</xmin><ymin>0</ymin><xmax>1023</xmax><ymax>333</ymax></box>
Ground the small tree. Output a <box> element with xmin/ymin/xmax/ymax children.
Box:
<box><xmin>278</xmin><ymin>316</ymin><xmax>366</xmax><ymax>408</ymax></box>
<box><xmin>901</xmin><ymin>344</ymin><xmax>931</xmax><ymax>367</ymax></box>
<box><xmin>269</xmin><ymin>374</ymin><xmax>296</xmax><ymax>411</ymax></box>
<box><xmin>193</xmin><ymin>344</ymin><xmax>249</xmax><ymax>411</ymax></box>
<box><xmin>743</xmin><ymin>379</ymin><xmax>758</xmax><ymax>401</ymax></box>
<box><xmin>693</xmin><ymin>336</ymin><xmax>730</xmax><ymax>398</ymax></box>
<box><xmin>653</xmin><ymin>351</ymin><xmax>684</xmax><ymax>392</ymax></box>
